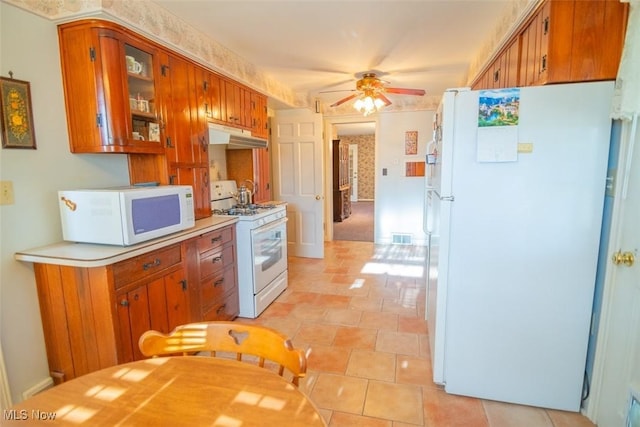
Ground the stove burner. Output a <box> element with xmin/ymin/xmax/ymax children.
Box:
<box><xmin>212</xmin><ymin>203</ymin><xmax>279</xmax><ymax>216</ymax></box>
<box><xmin>236</xmin><ymin>203</ymin><xmax>276</xmax><ymax>210</ymax></box>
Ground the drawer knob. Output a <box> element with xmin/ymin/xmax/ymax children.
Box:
<box><xmin>214</xmin><ymin>278</ymin><xmax>224</xmax><ymax>287</ymax></box>
<box><xmin>211</xmin><ymin>236</ymin><xmax>222</xmax><ymax>244</ymax></box>
<box><xmin>216</xmin><ymin>304</ymin><xmax>227</xmax><ymax>315</ymax></box>
<box><xmin>143</xmin><ymin>258</ymin><xmax>161</xmax><ymax>270</ymax></box>
<box><xmin>212</xmin><ymin>255</ymin><xmax>223</xmax><ymax>264</ymax></box>
<box><xmin>119</xmin><ymin>299</ymin><xmax>129</xmax><ymax>307</ymax></box>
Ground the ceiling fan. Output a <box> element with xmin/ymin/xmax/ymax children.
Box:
<box><xmin>326</xmin><ymin>72</ymin><xmax>426</xmax><ymax>114</ymax></box>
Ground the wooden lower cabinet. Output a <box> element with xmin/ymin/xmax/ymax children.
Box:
<box><xmin>31</xmin><ymin>225</ymin><xmax>238</xmax><ymax>384</ymax></box>
<box><xmin>194</xmin><ymin>226</ymin><xmax>239</xmax><ymax>320</ymax></box>
<box><xmin>116</xmin><ymin>269</ymin><xmax>190</xmax><ymax>362</ymax></box>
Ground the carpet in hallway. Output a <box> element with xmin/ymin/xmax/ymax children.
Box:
<box><xmin>333</xmin><ymin>201</ymin><xmax>373</xmax><ymax>242</ymax></box>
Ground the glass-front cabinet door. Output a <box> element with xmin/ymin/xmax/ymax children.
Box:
<box><xmin>57</xmin><ymin>21</ymin><xmax>164</xmax><ymax>154</ymax></box>
<box><xmin>124</xmin><ymin>44</ymin><xmax>162</xmax><ymax>148</ymax></box>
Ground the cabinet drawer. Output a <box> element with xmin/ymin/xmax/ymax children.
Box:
<box><xmin>113</xmin><ymin>244</ymin><xmax>182</xmax><ymax>289</ymax></box>
<box><xmin>199</xmin><ymin>245</ymin><xmax>235</xmax><ymax>279</ymax></box>
<box><xmin>201</xmin><ymin>266</ymin><xmax>237</xmax><ymax>312</ymax></box>
<box><xmin>197</xmin><ymin>226</ymin><xmax>233</xmax><ymax>254</ymax></box>
<box><xmin>202</xmin><ymin>290</ymin><xmax>239</xmax><ymax>321</ymax></box>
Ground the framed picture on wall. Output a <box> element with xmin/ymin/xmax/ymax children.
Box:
<box><xmin>0</xmin><ymin>76</ymin><xmax>37</xmax><ymax>149</ymax></box>
<box><xmin>405</xmin><ymin>130</ymin><xmax>417</xmax><ymax>155</ymax></box>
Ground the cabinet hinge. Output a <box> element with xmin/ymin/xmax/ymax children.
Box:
<box><xmin>543</xmin><ymin>16</ymin><xmax>549</xmax><ymax>35</ymax></box>
<box><xmin>89</xmin><ymin>47</ymin><xmax>96</xmax><ymax>62</ymax></box>
<box><xmin>161</xmin><ymin>64</ymin><xmax>169</xmax><ymax>76</ymax></box>
<box><xmin>169</xmin><ymin>175</ymin><xmax>176</xmax><ymax>185</ymax></box>
<box><xmin>203</xmin><ymin>81</ymin><xmax>208</xmax><ymax>91</ymax></box>
<box><xmin>180</xmin><ymin>279</ymin><xmax>187</xmax><ymax>291</ymax></box>
<box><xmin>96</xmin><ymin>113</ymin><xmax>103</xmax><ymax>127</ymax></box>
<box><xmin>166</xmin><ymin>137</ymin><xmax>173</xmax><ymax>148</ymax></box>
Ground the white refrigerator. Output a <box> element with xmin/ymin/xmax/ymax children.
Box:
<box><xmin>425</xmin><ymin>81</ymin><xmax>614</xmax><ymax>411</ymax></box>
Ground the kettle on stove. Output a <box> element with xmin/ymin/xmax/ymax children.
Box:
<box><xmin>237</xmin><ymin>185</ymin><xmax>252</xmax><ymax>206</ymax></box>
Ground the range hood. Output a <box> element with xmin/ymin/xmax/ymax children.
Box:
<box><xmin>208</xmin><ymin>123</ymin><xmax>267</xmax><ymax>149</ymax></box>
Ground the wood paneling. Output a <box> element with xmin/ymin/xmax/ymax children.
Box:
<box><xmin>471</xmin><ymin>0</ymin><xmax>628</xmax><ymax>90</ymax></box>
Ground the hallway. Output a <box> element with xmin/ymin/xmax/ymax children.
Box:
<box><xmin>333</xmin><ymin>201</ymin><xmax>374</xmax><ymax>242</ymax></box>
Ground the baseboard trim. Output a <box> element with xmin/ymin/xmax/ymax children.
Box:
<box><xmin>22</xmin><ymin>377</ymin><xmax>54</xmax><ymax>401</ymax></box>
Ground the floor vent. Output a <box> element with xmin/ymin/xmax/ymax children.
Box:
<box><xmin>391</xmin><ymin>233</ymin><xmax>413</xmax><ymax>245</ymax></box>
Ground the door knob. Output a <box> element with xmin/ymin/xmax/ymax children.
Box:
<box><xmin>315</xmin><ymin>195</ymin><xmax>321</xmax><ymax>200</ymax></box>
<box><xmin>612</xmin><ymin>250</ymin><xmax>635</xmax><ymax>267</ymax></box>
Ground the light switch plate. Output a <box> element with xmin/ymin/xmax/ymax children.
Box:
<box><xmin>518</xmin><ymin>142</ymin><xmax>533</xmax><ymax>153</ymax></box>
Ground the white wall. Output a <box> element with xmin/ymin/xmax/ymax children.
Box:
<box><xmin>375</xmin><ymin>110</ymin><xmax>434</xmax><ymax>245</ymax></box>
<box><xmin>0</xmin><ymin>3</ymin><xmax>130</xmax><ymax>403</ymax></box>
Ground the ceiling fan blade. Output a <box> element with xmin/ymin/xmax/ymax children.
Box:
<box><xmin>330</xmin><ymin>93</ymin><xmax>359</xmax><ymax>107</ymax></box>
<box><xmin>384</xmin><ymin>87</ymin><xmax>426</xmax><ymax>96</ymax></box>
<box><xmin>377</xmin><ymin>93</ymin><xmax>393</xmax><ymax>107</ymax></box>
<box><xmin>319</xmin><ymin>89</ymin><xmax>357</xmax><ymax>94</ymax></box>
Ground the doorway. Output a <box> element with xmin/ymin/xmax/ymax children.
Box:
<box><xmin>332</xmin><ymin>121</ymin><xmax>375</xmax><ymax>242</ymax></box>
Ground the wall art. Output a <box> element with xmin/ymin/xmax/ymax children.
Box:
<box><xmin>0</xmin><ymin>76</ymin><xmax>37</xmax><ymax>149</ymax></box>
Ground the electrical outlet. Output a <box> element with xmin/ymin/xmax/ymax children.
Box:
<box><xmin>1</xmin><ymin>181</ymin><xmax>15</xmax><ymax>205</ymax></box>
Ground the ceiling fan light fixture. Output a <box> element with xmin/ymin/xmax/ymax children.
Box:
<box><xmin>353</xmin><ymin>92</ymin><xmax>386</xmax><ymax>116</ymax></box>
<box><xmin>329</xmin><ymin>72</ymin><xmax>424</xmax><ymax>115</ymax></box>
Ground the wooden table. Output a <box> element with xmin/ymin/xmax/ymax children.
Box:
<box><xmin>5</xmin><ymin>357</ymin><xmax>326</xmax><ymax>426</ymax></box>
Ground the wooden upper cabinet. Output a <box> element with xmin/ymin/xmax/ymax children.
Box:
<box><xmin>161</xmin><ymin>57</ymin><xmax>210</xmax><ymax>219</ymax></box>
<box><xmin>202</xmin><ymin>71</ymin><xmax>223</xmax><ymax>123</ymax></box>
<box><xmin>568</xmin><ymin>0</ymin><xmax>627</xmax><ymax>81</ymax></box>
<box><xmin>222</xmin><ymin>79</ymin><xmax>243</xmax><ymax>127</ymax></box>
<box><xmin>253</xmin><ymin>147</ymin><xmax>271</xmax><ymax>202</ymax></box>
<box><xmin>188</xmin><ymin>65</ymin><xmax>209</xmax><ymax>165</ymax></box>
<box><xmin>163</xmin><ymin>54</ymin><xmax>192</xmax><ymax>165</ymax></box>
<box><xmin>503</xmin><ymin>38</ymin><xmax>520</xmax><ymax>88</ymax></box>
<box><xmin>471</xmin><ymin>0</ymin><xmax>627</xmax><ymax>90</ymax></box>
<box><xmin>251</xmin><ymin>92</ymin><xmax>268</xmax><ymax>139</ymax></box>
<box><xmin>226</xmin><ymin>147</ymin><xmax>272</xmax><ymax>204</ymax></box>
<box><xmin>58</xmin><ymin>21</ymin><xmax>164</xmax><ymax>154</ymax></box>
<box><xmin>528</xmin><ymin>0</ymin><xmax>627</xmax><ymax>85</ymax></box>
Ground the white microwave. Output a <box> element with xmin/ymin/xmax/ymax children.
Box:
<box><xmin>58</xmin><ymin>185</ymin><xmax>195</xmax><ymax>246</ymax></box>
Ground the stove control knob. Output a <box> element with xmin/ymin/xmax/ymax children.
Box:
<box><xmin>256</xmin><ymin>218</ymin><xmax>265</xmax><ymax>227</ymax></box>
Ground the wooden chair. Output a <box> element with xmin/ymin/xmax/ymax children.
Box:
<box><xmin>138</xmin><ymin>321</ymin><xmax>307</xmax><ymax>386</ymax></box>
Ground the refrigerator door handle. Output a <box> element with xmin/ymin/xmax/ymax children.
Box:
<box><xmin>434</xmin><ymin>189</ymin><xmax>455</xmax><ymax>202</ymax></box>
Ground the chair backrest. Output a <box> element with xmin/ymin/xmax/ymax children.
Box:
<box><xmin>138</xmin><ymin>321</ymin><xmax>307</xmax><ymax>386</ymax></box>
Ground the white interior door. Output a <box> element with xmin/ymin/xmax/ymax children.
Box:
<box><xmin>271</xmin><ymin>109</ymin><xmax>324</xmax><ymax>258</ymax></box>
<box><xmin>591</xmin><ymin>116</ymin><xmax>640</xmax><ymax>426</ymax></box>
<box><xmin>349</xmin><ymin>144</ymin><xmax>358</xmax><ymax>202</ymax></box>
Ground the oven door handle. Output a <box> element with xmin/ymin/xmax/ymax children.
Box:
<box><xmin>254</xmin><ymin>217</ymin><xmax>288</xmax><ymax>233</ymax></box>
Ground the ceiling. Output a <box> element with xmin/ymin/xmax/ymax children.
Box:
<box><xmin>149</xmin><ymin>0</ymin><xmax>520</xmax><ymax>118</ymax></box>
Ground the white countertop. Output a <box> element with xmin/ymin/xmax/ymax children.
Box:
<box><xmin>14</xmin><ymin>216</ymin><xmax>238</xmax><ymax>268</ymax></box>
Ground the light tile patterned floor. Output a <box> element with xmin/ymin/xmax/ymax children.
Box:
<box><xmin>238</xmin><ymin>241</ymin><xmax>596</xmax><ymax>426</ymax></box>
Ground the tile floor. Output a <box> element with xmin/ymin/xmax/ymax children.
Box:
<box><xmin>238</xmin><ymin>240</ymin><xmax>597</xmax><ymax>427</ymax></box>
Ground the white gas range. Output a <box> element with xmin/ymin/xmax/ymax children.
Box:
<box><xmin>210</xmin><ymin>180</ymin><xmax>288</xmax><ymax>318</ymax></box>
